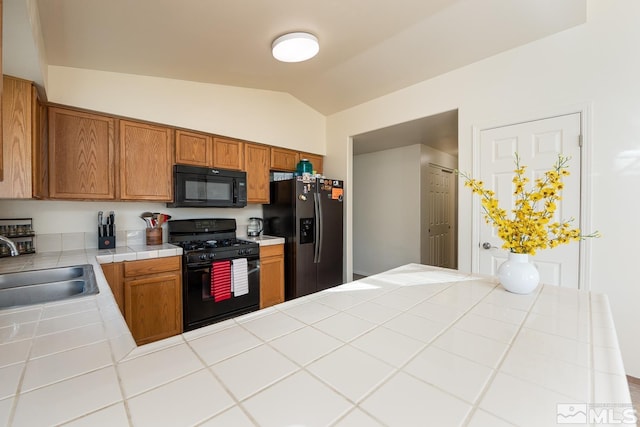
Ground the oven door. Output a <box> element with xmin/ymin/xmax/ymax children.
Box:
<box><xmin>183</xmin><ymin>257</ymin><xmax>260</xmax><ymax>331</ymax></box>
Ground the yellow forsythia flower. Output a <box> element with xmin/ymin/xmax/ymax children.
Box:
<box><xmin>456</xmin><ymin>153</ymin><xmax>599</xmax><ymax>255</ymax></box>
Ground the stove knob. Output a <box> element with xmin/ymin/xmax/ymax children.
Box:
<box><xmin>199</xmin><ymin>254</ymin><xmax>207</xmax><ymax>261</ymax></box>
<box><xmin>238</xmin><ymin>249</ymin><xmax>245</xmax><ymax>256</ymax></box>
<box><xmin>208</xmin><ymin>253</ymin><xmax>216</xmax><ymax>260</ymax></box>
<box><xmin>245</xmin><ymin>248</ymin><xmax>252</xmax><ymax>255</ymax></box>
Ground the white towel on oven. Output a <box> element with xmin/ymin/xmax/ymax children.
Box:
<box><xmin>232</xmin><ymin>258</ymin><xmax>249</xmax><ymax>296</ymax></box>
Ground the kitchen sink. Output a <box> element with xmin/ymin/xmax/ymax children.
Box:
<box><xmin>0</xmin><ymin>265</ymin><xmax>99</xmax><ymax>309</ymax></box>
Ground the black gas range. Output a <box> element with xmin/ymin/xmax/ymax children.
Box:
<box><xmin>168</xmin><ymin>218</ymin><xmax>260</xmax><ymax>331</ymax></box>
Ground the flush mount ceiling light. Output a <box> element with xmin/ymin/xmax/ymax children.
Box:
<box><xmin>272</xmin><ymin>32</ymin><xmax>319</xmax><ymax>63</ymax></box>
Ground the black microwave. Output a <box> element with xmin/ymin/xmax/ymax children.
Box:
<box><xmin>168</xmin><ymin>165</ymin><xmax>247</xmax><ymax>208</ymax></box>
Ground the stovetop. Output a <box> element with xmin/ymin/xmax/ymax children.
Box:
<box><xmin>168</xmin><ymin>218</ymin><xmax>259</xmax><ymax>264</ymax></box>
<box><xmin>174</xmin><ymin>238</ymin><xmax>256</xmax><ymax>252</ymax></box>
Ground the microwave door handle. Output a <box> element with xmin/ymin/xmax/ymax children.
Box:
<box><xmin>232</xmin><ymin>179</ymin><xmax>238</xmax><ymax>204</ymax></box>
<box><xmin>314</xmin><ymin>192</ymin><xmax>322</xmax><ymax>263</ymax></box>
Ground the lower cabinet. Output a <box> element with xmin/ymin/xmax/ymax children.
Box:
<box><xmin>260</xmin><ymin>244</ymin><xmax>285</xmax><ymax>309</ymax></box>
<box><xmin>102</xmin><ymin>256</ymin><xmax>182</xmax><ymax>345</ymax></box>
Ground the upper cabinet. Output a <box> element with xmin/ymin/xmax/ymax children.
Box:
<box><xmin>49</xmin><ymin>107</ymin><xmax>116</xmax><ymax>200</ymax></box>
<box><xmin>119</xmin><ymin>120</ymin><xmax>174</xmax><ymax>201</ymax></box>
<box><xmin>300</xmin><ymin>152</ymin><xmax>323</xmax><ymax>174</ymax></box>
<box><xmin>245</xmin><ymin>143</ymin><xmax>270</xmax><ymax>204</ymax></box>
<box><xmin>0</xmin><ymin>76</ymin><xmax>35</xmax><ymax>198</ymax></box>
<box><xmin>0</xmin><ymin>1</ymin><xmax>4</xmax><ymax>182</ymax></box>
<box><xmin>175</xmin><ymin>129</ymin><xmax>212</xmax><ymax>167</ymax></box>
<box><xmin>212</xmin><ymin>137</ymin><xmax>243</xmax><ymax>170</ymax></box>
<box><xmin>176</xmin><ymin>133</ymin><xmax>244</xmax><ymax>171</ymax></box>
<box><xmin>271</xmin><ymin>147</ymin><xmax>324</xmax><ymax>174</ymax></box>
<box><xmin>270</xmin><ymin>147</ymin><xmax>299</xmax><ymax>171</ymax></box>
<box><xmin>32</xmin><ymin>86</ymin><xmax>48</xmax><ymax>199</ymax></box>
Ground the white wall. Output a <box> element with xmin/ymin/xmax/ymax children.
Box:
<box><xmin>45</xmin><ymin>66</ymin><xmax>325</xmax><ymax>154</ymax></box>
<box><xmin>353</xmin><ymin>145</ymin><xmax>421</xmax><ymax>276</ymax></box>
<box><xmin>0</xmin><ymin>200</ymin><xmax>264</xmax><ymax>244</ymax></box>
<box><xmin>327</xmin><ymin>0</ymin><xmax>640</xmax><ymax>377</ymax></box>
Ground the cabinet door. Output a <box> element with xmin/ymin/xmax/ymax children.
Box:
<box><xmin>32</xmin><ymin>87</ymin><xmax>48</xmax><ymax>199</ymax></box>
<box><xmin>213</xmin><ymin>137</ymin><xmax>243</xmax><ymax>170</ymax></box>
<box><xmin>245</xmin><ymin>143</ymin><xmax>270</xmax><ymax>204</ymax></box>
<box><xmin>119</xmin><ymin>120</ymin><xmax>174</xmax><ymax>201</ymax></box>
<box><xmin>102</xmin><ymin>262</ymin><xmax>124</xmax><ymax>315</ymax></box>
<box><xmin>49</xmin><ymin>107</ymin><xmax>115</xmax><ymax>199</ymax></box>
<box><xmin>124</xmin><ymin>271</ymin><xmax>182</xmax><ymax>345</ymax></box>
<box><xmin>175</xmin><ymin>129</ymin><xmax>212</xmax><ymax>167</ymax></box>
<box><xmin>270</xmin><ymin>147</ymin><xmax>299</xmax><ymax>171</ymax></box>
<box><xmin>300</xmin><ymin>152</ymin><xmax>323</xmax><ymax>174</ymax></box>
<box><xmin>260</xmin><ymin>244</ymin><xmax>285</xmax><ymax>309</ymax></box>
<box><xmin>0</xmin><ymin>76</ymin><xmax>32</xmax><ymax>198</ymax></box>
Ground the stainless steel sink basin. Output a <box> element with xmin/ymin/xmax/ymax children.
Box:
<box><xmin>0</xmin><ymin>265</ymin><xmax>99</xmax><ymax>309</ymax></box>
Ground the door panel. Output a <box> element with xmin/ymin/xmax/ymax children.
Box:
<box><xmin>478</xmin><ymin>113</ymin><xmax>581</xmax><ymax>288</ymax></box>
<box><xmin>294</xmin><ymin>180</ymin><xmax>316</xmax><ymax>298</ymax></box>
<box><xmin>426</xmin><ymin>165</ymin><xmax>456</xmax><ymax>268</ymax></box>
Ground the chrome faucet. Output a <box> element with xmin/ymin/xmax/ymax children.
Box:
<box><xmin>0</xmin><ymin>236</ymin><xmax>19</xmax><ymax>256</ymax></box>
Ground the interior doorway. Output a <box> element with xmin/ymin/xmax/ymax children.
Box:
<box><xmin>352</xmin><ymin>110</ymin><xmax>459</xmax><ymax>277</ymax></box>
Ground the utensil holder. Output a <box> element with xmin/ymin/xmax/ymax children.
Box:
<box><xmin>146</xmin><ymin>228</ymin><xmax>163</xmax><ymax>245</ymax></box>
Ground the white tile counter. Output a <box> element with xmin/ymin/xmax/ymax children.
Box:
<box><xmin>239</xmin><ymin>234</ymin><xmax>285</xmax><ymax>247</ymax></box>
<box><xmin>0</xmin><ymin>261</ymin><xmax>634</xmax><ymax>426</ymax></box>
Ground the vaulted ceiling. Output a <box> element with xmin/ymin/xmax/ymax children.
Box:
<box><xmin>3</xmin><ymin>0</ymin><xmax>588</xmax><ymax>116</ymax></box>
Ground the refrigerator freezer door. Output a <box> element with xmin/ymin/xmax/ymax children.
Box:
<box><xmin>294</xmin><ymin>180</ymin><xmax>317</xmax><ymax>298</ymax></box>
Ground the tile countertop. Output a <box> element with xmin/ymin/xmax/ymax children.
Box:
<box><xmin>0</xmin><ymin>260</ymin><xmax>634</xmax><ymax>426</ymax></box>
<box><xmin>239</xmin><ymin>234</ymin><xmax>285</xmax><ymax>246</ymax></box>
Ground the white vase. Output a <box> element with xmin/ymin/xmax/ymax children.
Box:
<box><xmin>497</xmin><ymin>252</ymin><xmax>540</xmax><ymax>294</ymax></box>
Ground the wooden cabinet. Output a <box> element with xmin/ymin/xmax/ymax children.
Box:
<box><xmin>300</xmin><ymin>152</ymin><xmax>323</xmax><ymax>174</ymax></box>
<box><xmin>213</xmin><ymin>137</ymin><xmax>243</xmax><ymax>170</ymax></box>
<box><xmin>119</xmin><ymin>119</ymin><xmax>174</xmax><ymax>201</ymax></box>
<box><xmin>102</xmin><ymin>257</ymin><xmax>183</xmax><ymax>346</ymax></box>
<box><xmin>49</xmin><ymin>107</ymin><xmax>116</xmax><ymax>199</ymax></box>
<box><xmin>120</xmin><ymin>256</ymin><xmax>182</xmax><ymax>345</ymax></box>
<box><xmin>0</xmin><ymin>76</ymin><xmax>34</xmax><ymax>198</ymax></box>
<box><xmin>0</xmin><ymin>1</ymin><xmax>3</xmax><ymax>181</ymax></box>
<box><xmin>175</xmin><ymin>129</ymin><xmax>212</xmax><ymax>167</ymax></box>
<box><xmin>101</xmin><ymin>262</ymin><xmax>124</xmax><ymax>315</ymax></box>
<box><xmin>32</xmin><ymin>87</ymin><xmax>48</xmax><ymax>199</ymax></box>
<box><xmin>245</xmin><ymin>143</ymin><xmax>270</xmax><ymax>204</ymax></box>
<box><xmin>270</xmin><ymin>147</ymin><xmax>299</xmax><ymax>171</ymax></box>
<box><xmin>271</xmin><ymin>148</ymin><xmax>324</xmax><ymax>174</ymax></box>
<box><xmin>260</xmin><ymin>244</ymin><xmax>285</xmax><ymax>309</ymax></box>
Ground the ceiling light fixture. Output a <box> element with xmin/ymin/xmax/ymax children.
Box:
<box><xmin>272</xmin><ymin>32</ymin><xmax>319</xmax><ymax>63</ymax></box>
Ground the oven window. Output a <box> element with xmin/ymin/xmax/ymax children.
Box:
<box><xmin>184</xmin><ymin>179</ymin><xmax>231</xmax><ymax>201</ymax></box>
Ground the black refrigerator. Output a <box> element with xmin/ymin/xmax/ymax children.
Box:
<box><xmin>263</xmin><ymin>177</ymin><xmax>344</xmax><ymax>300</ymax></box>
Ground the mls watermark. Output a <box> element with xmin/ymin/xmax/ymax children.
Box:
<box><xmin>557</xmin><ymin>403</ymin><xmax>637</xmax><ymax>424</ymax></box>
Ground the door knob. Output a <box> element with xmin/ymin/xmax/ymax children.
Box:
<box><xmin>482</xmin><ymin>242</ymin><xmax>493</xmax><ymax>250</ymax></box>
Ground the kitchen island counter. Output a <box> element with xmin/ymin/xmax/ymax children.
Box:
<box><xmin>0</xmin><ymin>262</ymin><xmax>633</xmax><ymax>426</ymax></box>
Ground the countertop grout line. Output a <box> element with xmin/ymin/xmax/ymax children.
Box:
<box><xmin>457</xmin><ymin>283</ymin><xmax>543</xmax><ymax>426</ymax></box>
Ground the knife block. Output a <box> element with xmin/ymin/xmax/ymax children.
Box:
<box><xmin>98</xmin><ymin>234</ymin><xmax>115</xmax><ymax>249</ymax></box>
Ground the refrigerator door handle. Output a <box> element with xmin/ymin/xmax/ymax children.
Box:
<box><xmin>314</xmin><ymin>192</ymin><xmax>322</xmax><ymax>263</ymax></box>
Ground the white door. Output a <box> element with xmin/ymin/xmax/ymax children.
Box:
<box><xmin>426</xmin><ymin>164</ymin><xmax>457</xmax><ymax>269</ymax></box>
<box><xmin>477</xmin><ymin>113</ymin><xmax>582</xmax><ymax>288</ymax></box>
